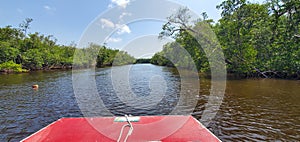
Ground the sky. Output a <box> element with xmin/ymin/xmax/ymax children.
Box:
<box><xmin>0</xmin><ymin>0</ymin><xmax>264</xmax><ymax>58</ymax></box>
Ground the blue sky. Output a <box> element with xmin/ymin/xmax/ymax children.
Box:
<box><xmin>0</xmin><ymin>0</ymin><xmax>264</xmax><ymax>57</ymax></box>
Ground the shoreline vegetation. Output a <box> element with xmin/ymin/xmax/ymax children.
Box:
<box><xmin>151</xmin><ymin>0</ymin><xmax>299</xmax><ymax>79</ymax></box>
<box><xmin>1</xmin><ymin>0</ymin><xmax>299</xmax><ymax>79</ymax></box>
<box><xmin>0</xmin><ymin>18</ymin><xmax>136</xmax><ymax>74</ymax></box>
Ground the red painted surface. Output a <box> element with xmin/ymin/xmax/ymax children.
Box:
<box><xmin>22</xmin><ymin>115</ymin><xmax>220</xmax><ymax>142</ymax></box>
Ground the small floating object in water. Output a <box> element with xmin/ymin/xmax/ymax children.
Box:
<box><xmin>32</xmin><ymin>84</ymin><xmax>39</xmax><ymax>89</ymax></box>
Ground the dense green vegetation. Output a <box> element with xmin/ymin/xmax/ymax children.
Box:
<box><xmin>152</xmin><ymin>0</ymin><xmax>300</xmax><ymax>79</ymax></box>
<box><xmin>0</xmin><ymin>61</ymin><xmax>27</xmax><ymax>73</ymax></box>
<box><xmin>72</xmin><ymin>43</ymin><xmax>135</xmax><ymax>68</ymax></box>
<box><xmin>0</xmin><ymin>19</ymin><xmax>135</xmax><ymax>73</ymax></box>
<box><xmin>1</xmin><ymin>0</ymin><xmax>299</xmax><ymax>79</ymax></box>
<box><xmin>135</xmin><ymin>58</ymin><xmax>151</xmax><ymax>64</ymax></box>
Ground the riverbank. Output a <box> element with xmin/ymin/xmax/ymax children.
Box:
<box><xmin>0</xmin><ymin>64</ymin><xmax>72</xmax><ymax>74</ymax></box>
<box><xmin>152</xmin><ymin>63</ymin><xmax>300</xmax><ymax>80</ymax></box>
<box><xmin>0</xmin><ymin>62</ymin><xmax>133</xmax><ymax>74</ymax></box>
<box><xmin>2</xmin><ymin>63</ymin><xmax>299</xmax><ymax>80</ymax></box>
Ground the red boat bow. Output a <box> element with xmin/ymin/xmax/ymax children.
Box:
<box><xmin>22</xmin><ymin>115</ymin><xmax>220</xmax><ymax>142</ymax></box>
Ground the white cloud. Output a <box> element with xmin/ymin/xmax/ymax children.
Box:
<box><xmin>44</xmin><ymin>5</ymin><xmax>51</xmax><ymax>10</ymax></box>
<box><xmin>100</xmin><ymin>18</ymin><xmax>131</xmax><ymax>35</ymax></box>
<box><xmin>116</xmin><ymin>24</ymin><xmax>131</xmax><ymax>34</ymax></box>
<box><xmin>43</xmin><ymin>5</ymin><xmax>56</xmax><ymax>13</ymax></box>
<box><xmin>119</xmin><ymin>12</ymin><xmax>132</xmax><ymax>20</ymax></box>
<box><xmin>107</xmin><ymin>37</ymin><xmax>122</xmax><ymax>43</ymax></box>
<box><xmin>108</xmin><ymin>4</ymin><xmax>114</xmax><ymax>8</ymax></box>
<box><xmin>100</xmin><ymin>18</ymin><xmax>115</xmax><ymax>28</ymax></box>
<box><xmin>110</xmin><ymin>0</ymin><xmax>130</xmax><ymax>8</ymax></box>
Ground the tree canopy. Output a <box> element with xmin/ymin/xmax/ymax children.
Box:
<box><xmin>0</xmin><ymin>20</ymin><xmax>135</xmax><ymax>73</ymax></box>
<box><xmin>152</xmin><ymin>0</ymin><xmax>300</xmax><ymax>79</ymax></box>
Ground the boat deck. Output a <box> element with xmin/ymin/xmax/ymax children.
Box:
<box><xmin>22</xmin><ymin>115</ymin><xmax>220</xmax><ymax>142</ymax></box>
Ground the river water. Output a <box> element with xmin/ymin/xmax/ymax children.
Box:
<box><xmin>0</xmin><ymin>64</ymin><xmax>299</xmax><ymax>141</ymax></box>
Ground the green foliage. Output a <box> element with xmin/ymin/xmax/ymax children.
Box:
<box><xmin>0</xmin><ymin>41</ymin><xmax>19</xmax><ymax>63</ymax></box>
<box><xmin>151</xmin><ymin>42</ymin><xmax>196</xmax><ymax>70</ymax></box>
<box><xmin>96</xmin><ymin>46</ymin><xmax>118</xmax><ymax>67</ymax></box>
<box><xmin>215</xmin><ymin>0</ymin><xmax>300</xmax><ymax>77</ymax></box>
<box><xmin>22</xmin><ymin>49</ymin><xmax>44</xmax><ymax>69</ymax></box>
<box><xmin>96</xmin><ymin>46</ymin><xmax>135</xmax><ymax>67</ymax></box>
<box><xmin>151</xmin><ymin>51</ymin><xmax>172</xmax><ymax>67</ymax></box>
<box><xmin>135</xmin><ymin>58</ymin><xmax>151</xmax><ymax>64</ymax></box>
<box><xmin>0</xmin><ymin>18</ymin><xmax>136</xmax><ymax>73</ymax></box>
<box><xmin>73</xmin><ymin>43</ymin><xmax>100</xmax><ymax>68</ymax></box>
<box><xmin>113</xmin><ymin>51</ymin><xmax>136</xmax><ymax>66</ymax></box>
<box><xmin>155</xmin><ymin>7</ymin><xmax>212</xmax><ymax>72</ymax></box>
<box><xmin>0</xmin><ymin>61</ymin><xmax>27</xmax><ymax>73</ymax></box>
<box><xmin>154</xmin><ymin>0</ymin><xmax>300</xmax><ymax>78</ymax></box>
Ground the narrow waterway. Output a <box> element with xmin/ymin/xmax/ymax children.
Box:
<box><xmin>0</xmin><ymin>64</ymin><xmax>299</xmax><ymax>141</ymax></box>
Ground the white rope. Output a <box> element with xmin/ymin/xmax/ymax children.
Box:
<box><xmin>117</xmin><ymin>115</ymin><xmax>134</xmax><ymax>142</ymax></box>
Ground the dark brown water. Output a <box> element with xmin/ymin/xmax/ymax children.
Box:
<box><xmin>0</xmin><ymin>64</ymin><xmax>299</xmax><ymax>141</ymax></box>
<box><xmin>206</xmin><ymin>79</ymin><xmax>300</xmax><ymax>141</ymax></box>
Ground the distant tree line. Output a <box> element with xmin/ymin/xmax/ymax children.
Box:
<box><xmin>0</xmin><ymin>19</ymin><xmax>135</xmax><ymax>73</ymax></box>
<box><xmin>72</xmin><ymin>43</ymin><xmax>135</xmax><ymax>68</ymax></box>
<box><xmin>135</xmin><ymin>58</ymin><xmax>151</xmax><ymax>64</ymax></box>
<box><xmin>151</xmin><ymin>0</ymin><xmax>300</xmax><ymax>79</ymax></box>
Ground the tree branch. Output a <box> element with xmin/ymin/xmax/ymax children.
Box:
<box><xmin>254</xmin><ymin>68</ymin><xmax>268</xmax><ymax>78</ymax></box>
